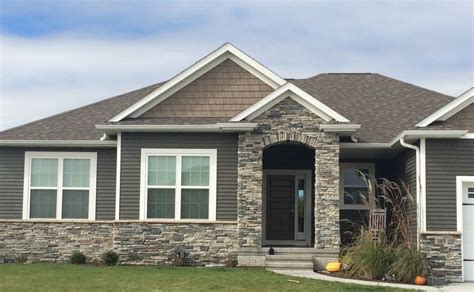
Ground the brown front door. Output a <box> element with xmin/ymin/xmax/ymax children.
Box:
<box><xmin>266</xmin><ymin>175</ymin><xmax>295</xmax><ymax>241</ymax></box>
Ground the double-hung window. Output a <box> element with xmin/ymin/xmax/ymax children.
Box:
<box><xmin>140</xmin><ymin>149</ymin><xmax>217</xmax><ymax>221</ymax></box>
<box><xmin>23</xmin><ymin>152</ymin><xmax>97</xmax><ymax>220</ymax></box>
<box><xmin>340</xmin><ymin>163</ymin><xmax>375</xmax><ymax>210</ymax></box>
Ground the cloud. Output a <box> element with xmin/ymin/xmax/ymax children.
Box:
<box><xmin>0</xmin><ymin>0</ymin><xmax>472</xmax><ymax>130</ymax></box>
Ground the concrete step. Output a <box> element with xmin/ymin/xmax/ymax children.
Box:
<box><xmin>265</xmin><ymin>261</ymin><xmax>314</xmax><ymax>270</ymax></box>
<box><xmin>265</xmin><ymin>254</ymin><xmax>314</xmax><ymax>262</ymax></box>
<box><xmin>269</xmin><ymin>248</ymin><xmax>320</xmax><ymax>255</ymax></box>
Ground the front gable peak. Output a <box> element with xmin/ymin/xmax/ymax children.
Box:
<box><xmin>109</xmin><ymin>43</ymin><xmax>287</xmax><ymax>122</ymax></box>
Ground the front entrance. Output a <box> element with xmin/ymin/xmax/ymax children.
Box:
<box><xmin>263</xmin><ymin>170</ymin><xmax>312</xmax><ymax>246</ymax></box>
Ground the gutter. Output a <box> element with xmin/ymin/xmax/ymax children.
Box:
<box><xmin>95</xmin><ymin>122</ymin><xmax>258</xmax><ymax>134</ymax></box>
<box><xmin>399</xmin><ymin>135</ymin><xmax>422</xmax><ymax>250</ymax></box>
<box><xmin>0</xmin><ymin>140</ymin><xmax>117</xmax><ymax>148</ymax></box>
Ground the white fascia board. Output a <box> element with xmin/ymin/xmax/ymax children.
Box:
<box><xmin>108</xmin><ymin>43</ymin><xmax>286</xmax><ymax>122</ymax></box>
<box><xmin>230</xmin><ymin>83</ymin><xmax>350</xmax><ymax>123</ymax></box>
<box><xmin>390</xmin><ymin>129</ymin><xmax>468</xmax><ymax>146</ymax></box>
<box><xmin>416</xmin><ymin>87</ymin><xmax>473</xmax><ymax>127</ymax></box>
<box><xmin>95</xmin><ymin>123</ymin><xmax>257</xmax><ymax>133</ymax></box>
<box><xmin>0</xmin><ymin>140</ymin><xmax>117</xmax><ymax>147</ymax></box>
<box><xmin>319</xmin><ymin>124</ymin><xmax>361</xmax><ymax>132</ymax></box>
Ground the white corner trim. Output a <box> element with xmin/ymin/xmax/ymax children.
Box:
<box><xmin>416</xmin><ymin>87</ymin><xmax>473</xmax><ymax>127</ymax></box>
<box><xmin>230</xmin><ymin>83</ymin><xmax>350</xmax><ymax>123</ymax></box>
<box><xmin>420</xmin><ymin>138</ymin><xmax>427</xmax><ymax>233</ymax></box>
<box><xmin>109</xmin><ymin>43</ymin><xmax>286</xmax><ymax>122</ymax></box>
<box><xmin>139</xmin><ymin>148</ymin><xmax>217</xmax><ymax>221</ymax></box>
<box><xmin>456</xmin><ymin>176</ymin><xmax>474</xmax><ymax>233</ymax></box>
<box><xmin>23</xmin><ymin>151</ymin><xmax>97</xmax><ymax>221</ymax></box>
<box><xmin>0</xmin><ymin>140</ymin><xmax>117</xmax><ymax>147</ymax></box>
<box><xmin>115</xmin><ymin>133</ymin><xmax>121</xmax><ymax>220</ymax></box>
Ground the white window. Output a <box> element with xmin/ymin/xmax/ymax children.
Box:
<box><xmin>340</xmin><ymin>163</ymin><xmax>375</xmax><ymax>210</ymax></box>
<box><xmin>140</xmin><ymin>149</ymin><xmax>217</xmax><ymax>221</ymax></box>
<box><xmin>23</xmin><ymin>152</ymin><xmax>97</xmax><ymax>220</ymax></box>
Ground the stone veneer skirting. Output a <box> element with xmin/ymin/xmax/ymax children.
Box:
<box><xmin>420</xmin><ymin>233</ymin><xmax>462</xmax><ymax>283</ymax></box>
<box><xmin>0</xmin><ymin>221</ymin><xmax>238</xmax><ymax>265</ymax></box>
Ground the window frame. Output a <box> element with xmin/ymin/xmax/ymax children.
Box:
<box><xmin>140</xmin><ymin>148</ymin><xmax>217</xmax><ymax>221</ymax></box>
<box><xmin>339</xmin><ymin>163</ymin><xmax>375</xmax><ymax>210</ymax></box>
<box><xmin>22</xmin><ymin>152</ymin><xmax>97</xmax><ymax>220</ymax></box>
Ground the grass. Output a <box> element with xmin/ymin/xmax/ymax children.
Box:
<box><xmin>0</xmin><ymin>263</ymin><xmax>412</xmax><ymax>291</ymax></box>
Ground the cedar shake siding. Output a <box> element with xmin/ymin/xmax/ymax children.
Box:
<box><xmin>443</xmin><ymin>104</ymin><xmax>474</xmax><ymax>133</ymax></box>
<box><xmin>0</xmin><ymin>147</ymin><xmax>116</xmax><ymax>220</ymax></box>
<box><xmin>426</xmin><ymin>139</ymin><xmax>474</xmax><ymax>231</ymax></box>
<box><xmin>140</xmin><ymin>59</ymin><xmax>273</xmax><ymax>119</ymax></box>
<box><xmin>119</xmin><ymin>133</ymin><xmax>238</xmax><ymax>220</ymax></box>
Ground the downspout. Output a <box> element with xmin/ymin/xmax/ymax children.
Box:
<box><xmin>399</xmin><ymin>135</ymin><xmax>422</xmax><ymax>250</ymax></box>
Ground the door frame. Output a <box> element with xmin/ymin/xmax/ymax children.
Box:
<box><xmin>457</xmin><ymin>176</ymin><xmax>474</xmax><ymax>282</ymax></box>
<box><xmin>262</xmin><ymin>169</ymin><xmax>312</xmax><ymax>247</ymax></box>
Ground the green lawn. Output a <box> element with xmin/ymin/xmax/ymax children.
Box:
<box><xmin>0</xmin><ymin>264</ymin><xmax>410</xmax><ymax>291</ymax></box>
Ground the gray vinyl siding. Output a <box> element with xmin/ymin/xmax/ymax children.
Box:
<box><xmin>426</xmin><ymin>139</ymin><xmax>474</xmax><ymax>231</ymax></box>
<box><xmin>120</xmin><ymin>133</ymin><xmax>238</xmax><ymax>220</ymax></box>
<box><xmin>0</xmin><ymin>147</ymin><xmax>116</xmax><ymax>220</ymax></box>
<box><xmin>391</xmin><ymin>149</ymin><xmax>417</xmax><ymax>241</ymax></box>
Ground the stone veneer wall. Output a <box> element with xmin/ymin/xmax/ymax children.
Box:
<box><xmin>0</xmin><ymin>221</ymin><xmax>238</xmax><ymax>265</ymax></box>
<box><xmin>237</xmin><ymin>97</ymin><xmax>340</xmax><ymax>257</ymax></box>
<box><xmin>420</xmin><ymin>233</ymin><xmax>462</xmax><ymax>282</ymax></box>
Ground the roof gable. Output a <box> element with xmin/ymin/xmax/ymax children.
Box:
<box><xmin>230</xmin><ymin>83</ymin><xmax>350</xmax><ymax>122</ymax></box>
<box><xmin>139</xmin><ymin>59</ymin><xmax>273</xmax><ymax>119</ymax></box>
<box><xmin>416</xmin><ymin>87</ymin><xmax>473</xmax><ymax>127</ymax></box>
<box><xmin>108</xmin><ymin>43</ymin><xmax>286</xmax><ymax>122</ymax></box>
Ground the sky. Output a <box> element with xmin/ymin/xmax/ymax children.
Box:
<box><xmin>0</xmin><ymin>0</ymin><xmax>473</xmax><ymax>131</ymax></box>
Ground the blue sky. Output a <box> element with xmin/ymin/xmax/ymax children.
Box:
<box><xmin>0</xmin><ymin>0</ymin><xmax>473</xmax><ymax>130</ymax></box>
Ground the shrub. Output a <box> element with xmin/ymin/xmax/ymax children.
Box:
<box><xmin>390</xmin><ymin>244</ymin><xmax>426</xmax><ymax>283</ymax></box>
<box><xmin>171</xmin><ymin>251</ymin><xmax>186</xmax><ymax>266</ymax></box>
<box><xmin>15</xmin><ymin>255</ymin><xmax>28</xmax><ymax>264</ymax></box>
<box><xmin>69</xmin><ymin>251</ymin><xmax>86</xmax><ymax>264</ymax></box>
<box><xmin>101</xmin><ymin>251</ymin><xmax>119</xmax><ymax>266</ymax></box>
<box><xmin>342</xmin><ymin>231</ymin><xmax>394</xmax><ymax>280</ymax></box>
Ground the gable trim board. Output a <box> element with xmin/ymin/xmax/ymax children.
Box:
<box><xmin>109</xmin><ymin>43</ymin><xmax>286</xmax><ymax>122</ymax></box>
<box><xmin>230</xmin><ymin>83</ymin><xmax>351</xmax><ymax>123</ymax></box>
<box><xmin>416</xmin><ymin>88</ymin><xmax>474</xmax><ymax>127</ymax></box>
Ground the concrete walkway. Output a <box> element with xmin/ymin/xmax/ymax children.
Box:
<box><xmin>269</xmin><ymin>269</ymin><xmax>440</xmax><ymax>291</ymax></box>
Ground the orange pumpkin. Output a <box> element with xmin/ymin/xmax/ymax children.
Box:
<box><xmin>415</xmin><ymin>276</ymin><xmax>426</xmax><ymax>285</ymax></box>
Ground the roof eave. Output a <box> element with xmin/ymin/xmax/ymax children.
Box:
<box><xmin>95</xmin><ymin>122</ymin><xmax>258</xmax><ymax>134</ymax></box>
<box><xmin>0</xmin><ymin>140</ymin><xmax>117</xmax><ymax>148</ymax></box>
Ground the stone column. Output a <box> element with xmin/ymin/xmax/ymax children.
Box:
<box><xmin>237</xmin><ymin>132</ymin><xmax>263</xmax><ymax>248</ymax></box>
<box><xmin>314</xmin><ymin>133</ymin><xmax>341</xmax><ymax>250</ymax></box>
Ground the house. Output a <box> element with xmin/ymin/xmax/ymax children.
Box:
<box><xmin>0</xmin><ymin>43</ymin><xmax>472</xmax><ymax>282</ymax></box>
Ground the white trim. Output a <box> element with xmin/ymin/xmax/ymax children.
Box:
<box><xmin>96</xmin><ymin>123</ymin><xmax>257</xmax><ymax>134</ymax></box>
<box><xmin>319</xmin><ymin>124</ymin><xmax>361</xmax><ymax>133</ymax></box>
<box><xmin>262</xmin><ymin>169</ymin><xmax>312</xmax><ymax>247</ymax></box>
<box><xmin>456</xmin><ymin>176</ymin><xmax>474</xmax><ymax>232</ymax></box>
<box><xmin>420</xmin><ymin>138</ymin><xmax>427</xmax><ymax>233</ymax></box>
<box><xmin>115</xmin><ymin>133</ymin><xmax>121</xmax><ymax>220</ymax></box>
<box><xmin>416</xmin><ymin>88</ymin><xmax>473</xmax><ymax>127</ymax></box>
<box><xmin>457</xmin><ymin>176</ymin><xmax>474</xmax><ymax>282</ymax></box>
<box><xmin>109</xmin><ymin>43</ymin><xmax>286</xmax><ymax>122</ymax></box>
<box><xmin>0</xmin><ymin>140</ymin><xmax>116</xmax><ymax>147</ymax></box>
<box><xmin>461</xmin><ymin>134</ymin><xmax>474</xmax><ymax>139</ymax></box>
<box><xmin>23</xmin><ymin>151</ymin><xmax>97</xmax><ymax>221</ymax></box>
<box><xmin>230</xmin><ymin>83</ymin><xmax>350</xmax><ymax>123</ymax></box>
<box><xmin>139</xmin><ymin>148</ymin><xmax>217</xmax><ymax>221</ymax></box>
<box><xmin>339</xmin><ymin>163</ymin><xmax>375</xmax><ymax>210</ymax></box>
<box><xmin>399</xmin><ymin>136</ymin><xmax>421</xmax><ymax>248</ymax></box>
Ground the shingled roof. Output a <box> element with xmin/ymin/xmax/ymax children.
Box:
<box><xmin>0</xmin><ymin>73</ymin><xmax>452</xmax><ymax>143</ymax></box>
